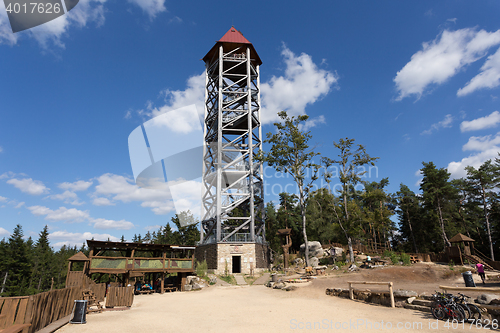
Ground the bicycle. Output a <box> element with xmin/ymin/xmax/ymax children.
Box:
<box><xmin>431</xmin><ymin>292</ymin><xmax>465</xmax><ymax>322</ymax></box>
<box><xmin>456</xmin><ymin>293</ymin><xmax>482</xmax><ymax>321</ymax></box>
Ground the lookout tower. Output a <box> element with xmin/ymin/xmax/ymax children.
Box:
<box><xmin>195</xmin><ymin>27</ymin><xmax>268</xmax><ymax>274</ymax></box>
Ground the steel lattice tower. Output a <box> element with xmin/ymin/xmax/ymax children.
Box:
<box><xmin>196</xmin><ymin>27</ymin><xmax>267</xmax><ymax>274</ymax></box>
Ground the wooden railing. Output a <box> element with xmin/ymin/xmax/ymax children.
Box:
<box><xmin>348</xmin><ymin>281</ymin><xmax>395</xmax><ymax>308</ymax></box>
<box><xmin>0</xmin><ymin>286</ymin><xmax>83</xmax><ymax>333</ymax></box>
<box><xmin>105</xmin><ymin>287</ymin><xmax>134</xmax><ymax>308</ymax></box>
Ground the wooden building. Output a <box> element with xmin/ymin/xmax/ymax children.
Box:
<box><xmin>67</xmin><ymin>240</ymin><xmax>195</xmax><ymax>293</ymax></box>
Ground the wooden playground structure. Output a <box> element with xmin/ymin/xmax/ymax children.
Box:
<box><xmin>66</xmin><ymin>240</ymin><xmax>196</xmax><ymax>294</ymax></box>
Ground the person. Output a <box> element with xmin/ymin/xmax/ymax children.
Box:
<box><xmin>476</xmin><ymin>263</ymin><xmax>486</xmax><ymax>284</ymax></box>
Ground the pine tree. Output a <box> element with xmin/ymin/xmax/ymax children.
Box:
<box><xmin>5</xmin><ymin>225</ymin><xmax>31</xmax><ymax>296</ymax></box>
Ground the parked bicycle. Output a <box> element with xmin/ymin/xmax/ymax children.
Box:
<box><xmin>431</xmin><ymin>292</ymin><xmax>465</xmax><ymax>322</ymax></box>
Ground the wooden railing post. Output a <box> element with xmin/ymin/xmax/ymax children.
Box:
<box><xmin>349</xmin><ymin>282</ymin><xmax>353</xmax><ymax>300</ymax></box>
<box><xmin>389</xmin><ymin>282</ymin><xmax>395</xmax><ymax>308</ymax></box>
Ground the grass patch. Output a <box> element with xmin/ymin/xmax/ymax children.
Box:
<box><xmin>243</xmin><ymin>274</ymin><xmax>260</xmax><ymax>285</ymax></box>
<box><xmin>218</xmin><ymin>274</ymin><xmax>236</xmax><ymax>285</ymax></box>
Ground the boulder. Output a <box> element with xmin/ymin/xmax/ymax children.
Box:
<box><xmin>209</xmin><ymin>276</ymin><xmax>217</xmax><ymax>284</ymax></box>
<box><xmin>407</xmin><ymin>297</ymin><xmax>416</xmax><ymax>304</ymax></box>
<box><xmin>273</xmin><ymin>281</ymin><xmax>286</xmax><ymax>289</ymax></box>
<box><xmin>282</xmin><ymin>285</ymin><xmax>297</xmax><ymax>292</ymax></box>
<box><xmin>393</xmin><ymin>290</ymin><xmax>418</xmax><ymax>297</ymax></box>
<box><xmin>300</xmin><ymin>241</ymin><xmax>324</xmax><ymax>257</ymax></box>
<box><xmin>293</xmin><ymin>258</ymin><xmax>304</xmax><ymax>265</ymax></box>
<box><xmin>184</xmin><ymin>284</ymin><xmax>192</xmax><ymax>291</ymax></box>
<box><xmin>309</xmin><ymin>257</ymin><xmax>319</xmax><ymax>268</ymax></box>
<box><xmin>192</xmin><ymin>282</ymin><xmax>203</xmax><ymax>290</ymax></box>
<box><xmin>476</xmin><ymin>294</ymin><xmax>499</xmax><ymax>305</ymax></box>
<box><xmin>330</xmin><ymin>247</ymin><xmax>343</xmax><ymax>257</ymax></box>
<box><xmin>187</xmin><ymin>276</ymin><xmax>198</xmax><ymax>284</ymax></box>
<box><xmin>348</xmin><ymin>264</ymin><xmax>359</xmax><ymax>272</ymax></box>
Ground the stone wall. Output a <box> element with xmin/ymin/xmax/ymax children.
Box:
<box><xmin>194</xmin><ymin>244</ymin><xmax>218</xmax><ymax>270</ymax></box>
<box><xmin>255</xmin><ymin>243</ymin><xmax>270</xmax><ymax>269</ymax></box>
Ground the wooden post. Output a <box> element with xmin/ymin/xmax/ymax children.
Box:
<box><xmin>389</xmin><ymin>282</ymin><xmax>395</xmax><ymax>308</ymax></box>
<box><xmin>349</xmin><ymin>282</ymin><xmax>353</xmax><ymax>300</ymax></box>
<box><xmin>161</xmin><ymin>272</ymin><xmax>165</xmax><ymax>294</ymax></box>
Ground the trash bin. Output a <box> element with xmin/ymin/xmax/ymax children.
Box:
<box><xmin>271</xmin><ymin>274</ymin><xmax>277</xmax><ymax>282</ymax></box>
<box><xmin>69</xmin><ymin>300</ymin><xmax>87</xmax><ymax>324</ymax></box>
<box><xmin>462</xmin><ymin>271</ymin><xmax>476</xmax><ymax>287</ymax></box>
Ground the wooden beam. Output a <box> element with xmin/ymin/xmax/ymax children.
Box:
<box><xmin>440</xmin><ymin>285</ymin><xmax>500</xmax><ymax>293</ymax></box>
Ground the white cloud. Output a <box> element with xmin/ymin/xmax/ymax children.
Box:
<box><xmin>128</xmin><ymin>0</ymin><xmax>166</xmax><ymax>19</ymax></box>
<box><xmin>92</xmin><ymin>197</ymin><xmax>114</xmax><ymax>206</ymax></box>
<box><xmin>14</xmin><ymin>202</ymin><xmax>25</xmax><ymax>209</ymax></box>
<box><xmin>49</xmin><ymin>230</ymin><xmax>119</xmax><ymax>247</ymax></box>
<box><xmin>261</xmin><ymin>46</ymin><xmax>338</xmax><ymax>123</ymax></box>
<box><xmin>0</xmin><ymin>146</ymin><xmax>3</xmax><ymax>153</ymax></box>
<box><xmin>448</xmin><ymin>131</ymin><xmax>500</xmax><ymax>178</ymax></box>
<box><xmin>89</xmin><ymin>218</ymin><xmax>134</xmax><ymax>230</ymax></box>
<box><xmin>298</xmin><ymin>115</ymin><xmax>326</xmax><ymax>131</ymax></box>
<box><xmin>58</xmin><ymin>180</ymin><xmax>93</xmax><ymax>191</ymax></box>
<box><xmin>460</xmin><ymin>111</ymin><xmax>500</xmax><ymax>132</ymax></box>
<box><xmin>47</xmin><ymin>190</ymin><xmax>84</xmax><ymax>205</ymax></box>
<box><xmin>394</xmin><ymin>28</ymin><xmax>500</xmax><ymax>100</ymax></box>
<box><xmin>93</xmin><ymin>173</ymin><xmax>173</xmax><ymax>214</ymax></box>
<box><xmin>421</xmin><ymin>114</ymin><xmax>453</xmax><ymax>135</ymax></box>
<box><xmin>28</xmin><ymin>205</ymin><xmax>89</xmax><ymax>222</ymax></box>
<box><xmin>145</xmin><ymin>225</ymin><xmax>161</xmax><ymax>231</ymax></box>
<box><xmin>0</xmin><ymin>227</ymin><xmax>9</xmax><ymax>237</ymax></box>
<box><xmin>458</xmin><ymin>47</ymin><xmax>500</xmax><ymax>96</ymax></box>
<box><xmin>146</xmin><ymin>73</ymin><xmax>205</xmax><ymax>128</ymax></box>
<box><xmin>0</xmin><ymin>0</ymin><xmax>106</xmax><ymax>48</ymax></box>
<box><xmin>7</xmin><ymin>178</ymin><xmax>50</xmax><ymax>195</ymax></box>
<box><xmin>462</xmin><ymin>132</ymin><xmax>500</xmax><ymax>151</ymax></box>
<box><xmin>0</xmin><ymin>196</ymin><xmax>7</xmax><ymax>202</ymax></box>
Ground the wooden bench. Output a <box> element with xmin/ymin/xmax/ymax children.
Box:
<box><xmin>136</xmin><ymin>289</ymin><xmax>154</xmax><ymax>294</ymax></box>
<box><xmin>348</xmin><ymin>281</ymin><xmax>395</xmax><ymax>308</ymax></box>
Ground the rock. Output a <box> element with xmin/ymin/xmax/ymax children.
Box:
<box><xmin>273</xmin><ymin>281</ymin><xmax>286</xmax><ymax>289</ymax></box>
<box><xmin>393</xmin><ymin>290</ymin><xmax>418</xmax><ymax>297</ymax></box>
<box><xmin>476</xmin><ymin>294</ymin><xmax>499</xmax><ymax>305</ymax></box>
<box><xmin>309</xmin><ymin>257</ymin><xmax>319</xmax><ymax>267</ymax></box>
<box><xmin>348</xmin><ymin>264</ymin><xmax>359</xmax><ymax>272</ymax></box>
<box><xmin>314</xmin><ymin>265</ymin><xmax>328</xmax><ymax>270</ymax></box>
<box><xmin>187</xmin><ymin>276</ymin><xmax>198</xmax><ymax>284</ymax></box>
<box><xmin>293</xmin><ymin>258</ymin><xmax>304</xmax><ymax>265</ymax></box>
<box><xmin>265</xmin><ymin>281</ymin><xmax>274</xmax><ymax>288</ymax></box>
<box><xmin>184</xmin><ymin>284</ymin><xmax>192</xmax><ymax>291</ymax></box>
<box><xmin>300</xmin><ymin>241</ymin><xmax>324</xmax><ymax>257</ymax></box>
<box><xmin>283</xmin><ymin>285</ymin><xmax>297</xmax><ymax>292</ymax></box>
<box><xmin>331</xmin><ymin>265</ymin><xmax>339</xmax><ymax>270</ymax></box>
<box><xmin>407</xmin><ymin>297</ymin><xmax>416</xmax><ymax>304</ymax></box>
<box><xmin>209</xmin><ymin>276</ymin><xmax>217</xmax><ymax>284</ymax></box>
<box><xmin>192</xmin><ymin>282</ymin><xmax>203</xmax><ymax>290</ymax></box>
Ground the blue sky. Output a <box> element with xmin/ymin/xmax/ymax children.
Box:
<box><xmin>1</xmin><ymin>0</ymin><xmax>500</xmax><ymax>247</ymax></box>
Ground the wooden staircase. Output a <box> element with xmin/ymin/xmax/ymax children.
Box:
<box><xmin>82</xmin><ymin>290</ymin><xmax>103</xmax><ymax>313</ymax></box>
<box><xmin>463</xmin><ymin>254</ymin><xmax>495</xmax><ymax>271</ymax></box>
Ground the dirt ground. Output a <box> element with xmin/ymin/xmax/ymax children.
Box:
<box><xmin>57</xmin><ymin>263</ymin><xmax>498</xmax><ymax>333</ymax></box>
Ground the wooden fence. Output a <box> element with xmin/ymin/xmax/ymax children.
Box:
<box><xmin>0</xmin><ymin>286</ymin><xmax>83</xmax><ymax>333</ymax></box>
<box><xmin>105</xmin><ymin>287</ymin><xmax>134</xmax><ymax>308</ymax></box>
<box><xmin>348</xmin><ymin>281</ymin><xmax>395</xmax><ymax>308</ymax></box>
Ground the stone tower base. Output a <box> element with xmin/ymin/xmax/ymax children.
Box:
<box><xmin>195</xmin><ymin>243</ymin><xmax>269</xmax><ymax>275</ymax></box>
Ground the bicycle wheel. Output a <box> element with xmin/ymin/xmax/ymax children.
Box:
<box><xmin>467</xmin><ymin>304</ymin><xmax>482</xmax><ymax>321</ymax></box>
<box><xmin>457</xmin><ymin>304</ymin><xmax>471</xmax><ymax>321</ymax></box>
<box><xmin>449</xmin><ymin>307</ymin><xmax>465</xmax><ymax>322</ymax></box>
<box><xmin>431</xmin><ymin>303</ymin><xmax>446</xmax><ymax>320</ymax></box>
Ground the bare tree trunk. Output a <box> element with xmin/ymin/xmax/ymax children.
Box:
<box><xmin>1</xmin><ymin>271</ymin><xmax>7</xmax><ymax>294</ymax></box>
<box><xmin>299</xmin><ymin>185</ymin><xmax>309</xmax><ymax>267</ymax></box>
<box><xmin>481</xmin><ymin>185</ymin><xmax>495</xmax><ymax>261</ymax></box>
<box><xmin>406</xmin><ymin>207</ymin><xmax>419</xmax><ymax>253</ymax></box>
<box><xmin>437</xmin><ymin>199</ymin><xmax>451</xmax><ymax>249</ymax></box>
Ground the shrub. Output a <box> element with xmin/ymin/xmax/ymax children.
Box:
<box><xmin>196</xmin><ymin>260</ymin><xmax>208</xmax><ymax>277</ymax></box>
<box><xmin>400</xmin><ymin>253</ymin><xmax>411</xmax><ymax>266</ymax></box>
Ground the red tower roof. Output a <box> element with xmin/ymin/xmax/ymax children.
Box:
<box><xmin>203</xmin><ymin>27</ymin><xmax>262</xmax><ymax>66</ymax></box>
<box><xmin>218</xmin><ymin>27</ymin><xmax>251</xmax><ymax>44</ymax></box>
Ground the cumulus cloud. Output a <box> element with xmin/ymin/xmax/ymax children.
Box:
<box><xmin>458</xmin><ymin>47</ymin><xmax>500</xmax><ymax>96</ymax></box>
<box><xmin>93</xmin><ymin>173</ymin><xmax>174</xmax><ymax>215</ymax></box>
<box><xmin>0</xmin><ymin>0</ymin><xmax>106</xmax><ymax>48</ymax></box>
<box><xmin>7</xmin><ymin>178</ymin><xmax>50</xmax><ymax>195</ymax></box>
<box><xmin>460</xmin><ymin>111</ymin><xmax>500</xmax><ymax>132</ymax></box>
<box><xmin>261</xmin><ymin>46</ymin><xmax>338</xmax><ymax>123</ymax></box>
<box><xmin>58</xmin><ymin>180</ymin><xmax>93</xmax><ymax>191</ymax></box>
<box><xmin>394</xmin><ymin>28</ymin><xmax>500</xmax><ymax>100</ymax></box>
<box><xmin>49</xmin><ymin>230</ymin><xmax>119</xmax><ymax>247</ymax></box>
<box><xmin>448</xmin><ymin>132</ymin><xmax>500</xmax><ymax>178</ymax></box>
<box><xmin>47</xmin><ymin>190</ymin><xmax>84</xmax><ymax>205</ymax></box>
<box><xmin>421</xmin><ymin>114</ymin><xmax>453</xmax><ymax>135</ymax></box>
<box><xmin>92</xmin><ymin>197</ymin><xmax>114</xmax><ymax>206</ymax></box>
<box><xmin>128</xmin><ymin>0</ymin><xmax>166</xmax><ymax>19</ymax></box>
<box><xmin>0</xmin><ymin>196</ymin><xmax>7</xmax><ymax>202</ymax></box>
<box><xmin>298</xmin><ymin>115</ymin><xmax>326</xmax><ymax>131</ymax></box>
<box><xmin>28</xmin><ymin>205</ymin><xmax>90</xmax><ymax>222</ymax></box>
<box><xmin>0</xmin><ymin>227</ymin><xmax>9</xmax><ymax>237</ymax></box>
<box><xmin>462</xmin><ymin>132</ymin><xmax>500</xmax><ymax>152</ymax></box>
<box><xmin>89</xmin><ymin>218</ymin><xmax>134</xmax><ymax>230</ymax></box>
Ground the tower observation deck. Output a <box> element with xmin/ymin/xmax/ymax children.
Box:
<box><xmin>195</xmin><ymin>27</ymin><xmax>269</xmax><ymax>274</ymax></box>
